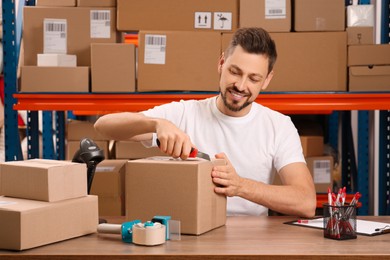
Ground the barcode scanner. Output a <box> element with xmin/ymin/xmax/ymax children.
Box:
<box><xmin>72</xmin><ymin>138</ymin><xmax>105</xmax><ymax>194</ymax></box>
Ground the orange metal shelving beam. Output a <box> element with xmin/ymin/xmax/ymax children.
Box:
<box><xmin>13</xmin><ymin>93</ymin><xmax>390</xmax><ymax>115</ymax></box>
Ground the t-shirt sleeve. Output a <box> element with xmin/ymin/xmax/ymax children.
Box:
<box><xmin>273</xmin><ymin>116</ymin><xmax>306</xmax><ymax>172</ymax></box>
<box><xmin>141</xmin><ymin>100</ymin><xmax>186</xmax><ymax>126</ymax></box>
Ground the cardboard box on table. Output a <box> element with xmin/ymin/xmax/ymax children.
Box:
<box><xmin>0</xmin><ymin>159</ymin><xmax>87</xmax><ymax>202</ymax></box>
<box><xmin>126</xmin><ymin>157</ymin><xmax>227</xmax><ymax>235</ymax></box>
<box><xmin>0</xmin><ymin>195</ymin><xmax>98</xmax><ymax>250</ymax></box>
<box><xmin>113</xmin><ymin>141</ymin><xmax>165</xmax><ymax>159</ymax></box>
<box><xmin>90</xmin><ymin>159</ymin><xmax>127</xmax><ymax>216</ymax></box>
<box><xmin>348</xmin><ymin>44</ymin><xmax>390</xmax><ymax>92</ymax></box>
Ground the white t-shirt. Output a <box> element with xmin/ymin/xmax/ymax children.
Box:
<box><xmin>142</xmin><ymin>96</ymin><xmax>305</xmax><ymax>216</ymax></box>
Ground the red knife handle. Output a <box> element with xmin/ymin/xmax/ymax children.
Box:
<box><xmin>189</xmin><ymin>148</ymin><xmax>198</xmax><ymax>158</ymax></box>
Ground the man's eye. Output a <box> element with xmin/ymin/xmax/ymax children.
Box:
<box><xmin>250</xmin><ymin>77</ymin><xmax>261</xmax><ymax>83</ymax></box>
<box><xmin>229</xmin><ymin>69</ymin><xmax>239</xmax><ymax>75</ymax></box>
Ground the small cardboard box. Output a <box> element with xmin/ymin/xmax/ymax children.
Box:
<box><xmin>113</xmin><ymin>141</ymin><xmax>165</xmax><ymax>159</ymax></box>
<box><xmin>66</xmin><ymin>119</ymin><xmax>108</xmax><ymax>141</ymax></box>
<box><xmin>346</xmin><ymin>27</ymin><xmax>374</xmax><ymax>45</ymax></box>
<box><xmin>306</xmin><ymin>156</ymin><xmax>334</xmax><ymax>193</ymax></box>
<box><xmin>348</xmin><ymin>44</ymin><xmax>390</xmax><ymax>66</ymax></box>
<box><xmin>0</xmin><ymin>159</ymin><xmax>87</xmax><ymax>202</ymax></box>
<box><xmin>349</xmin><ymin>66</ymin><xmax>390</xmax><ymax>92</ymax></box>
<box><xmin>91</xmin><ymin>160</ymin><xmax>127</xmax><ymax>216</ymax></box>
<box><xmin>293</xmin><ymin>0</ymin><xmax>345</xmax><ymax>32</ymax></box>
<box><xmin>20</xmin><ymin>66</ymin><xmax>89</xmax><ymax>92</ymax></box>
<box><xmin>37</xmin><ymin>54</ymin><xmax>77</xmax><ymax>67</ymax></box>
<box><xmin>239</xmin><ymin>0</ymin><xmax>291</xmax><ymax>32</ymax></box>
<box><xmin>126</xmin><ymin>157</ymin><xmax>227</xmax><ymax>235</ymax></box>
<box><xmin>36</xmin><ymin>0</ymin><xmax>76</xmax><ymax>6</ymax></box>
<box><xmin>66</xmin><ymin>140</ymin><xmax>109</xmax><ymax>161</ymax></box>
<box><xmin>138</xmin><ymin>31</ymin><xmax>221</xmax><ymax>92</ymax></box>
<box><xmin>77</xmin><ymin>0</ymin><xmax>116</xmax><ymax>7</ymax></box>
<box><xmin>300</xmin><ymin>136</ymin><xmax>324</xmax><ymax>157</ymax></box>
<box><xmin>117</xmin><ymin>0</ymin><xmax>238</xmax><ymax>32</ymax></box>
<box><xmin>0</xmin><ymin>195</ymin><xmax>98</xmax><ymax>250</ymax></box>
<box><xmin>91</xmin><ymin>43</ymin><xmax>136</xmax><ymax>93</ymax></box>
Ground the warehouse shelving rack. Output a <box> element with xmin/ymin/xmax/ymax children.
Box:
<box><xmin>2</xmin><ymin>0</ymin><xmax>390</xmax><ymax>215</ymax></box>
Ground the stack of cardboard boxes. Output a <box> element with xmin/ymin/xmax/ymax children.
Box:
<box><xmin>0</xmin><ymin>159</ymin><xmax>98</xmax><ymax>250</ymax></box>
<box><xmin>19</xmin><ymin>0</ymin><xmax>389</xmax><ymax>93</ymax></box>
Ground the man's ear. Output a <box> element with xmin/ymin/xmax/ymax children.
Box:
<box><xmin>260</xmin><ymin>70</ymin><xmax>274</xmax><ymax>91</ymax></box>
<box><xmin>218</xmin><ymin>52</ymin><xmax>225</xmax><ymax>73</ymax></box>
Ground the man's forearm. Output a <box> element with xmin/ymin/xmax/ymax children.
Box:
<box><xmin>94</xmin><ymin>112</ymin><xmax>157</xmax><ymax>140</ymax></box>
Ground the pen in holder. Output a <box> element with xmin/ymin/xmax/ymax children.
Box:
<box><xmin>323</xmin><ymin>203</ymin><xmax>357</xmax><ymax>240</ymax></box>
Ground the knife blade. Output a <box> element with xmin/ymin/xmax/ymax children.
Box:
<box><xmin>156</xmin><ymin>138</ymin><xmax>210</xmax><ymax>161</ymax></box>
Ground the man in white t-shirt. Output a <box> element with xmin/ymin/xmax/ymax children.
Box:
<box><xmin>94</xmin><ymin>27</ymin><xmax>316</xmax><ymax>217</ymax></box>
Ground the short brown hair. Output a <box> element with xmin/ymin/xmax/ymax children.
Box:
<box><xmin>225</xmin><ymin>27</ymin><xmax>277</xmax><ymax>75</ymax></box>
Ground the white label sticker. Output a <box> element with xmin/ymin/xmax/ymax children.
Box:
<box><xmin>313</xmin><ymin>160</ymin><xmax>331</xmax><ymax>184</ymax></box>
<box><xmin>44</xmin><ymin>19</ymin><xmax>67</xmax><ymax>54</ymax></box>
<box><xmin>213</xmin><ymin>12</ymin><xmax>232</xmax><ymax>30</ymax></box>
<box><xmin>0</xmin><ymin>201</ymin><xmax>17</xmax><ymax>207</ymax></box>
<box><xmin>194</xmin><ymin>12</ymin><xmax>212</xmax><ymax>29</ymax></box>
<box><xmin>144</xmin><ymin>34</ymin><xmax>167</xmax><ymax>65</ymax></box>
<box><xmin>265</xmin><ymin>0</ymin><xmax>286</xmax><ymax>19</ymax></box>
<box><xmin>96</xmin><ymin>166</ymin><xmax>116</xmax><ymax>172</ymax></box>
<box><xmin>90</xmin><ymin>10</ymin><xmax>111</xmax><ymax>38</ymax></box>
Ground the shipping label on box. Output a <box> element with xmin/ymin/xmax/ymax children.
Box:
<box><xmin>126</xmin><ymin>157</ymin><xmax>227</xmax><ymax>235</ymax></box>
<box><xmin>43</xmin><ymin>18</ymin><xmax>67</xmax><ymax>54</ymax></box>
<box><xmin>306</xmin><ymin>156</ymin><xmax>333</xmax><ymax>193</ymax></box>
<box><xmin>0</xmin><ymin>195</ymin><xmax>98</xmax><ymax>250</ymax></box>
<box><xmin>90</xmin><ymin>10</ymin><xmax>111</xmax><ymax>38</ymax></box>
<box><xmin>0</xmin><ymin>159</ymin><xmax>87</xmax><ymax>202</ymax></box>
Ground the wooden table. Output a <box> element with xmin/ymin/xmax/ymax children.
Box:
<box><xmin>1</xmin><ymin>216</ymin><xmax>390</xmax><ymax>259</ymax></box>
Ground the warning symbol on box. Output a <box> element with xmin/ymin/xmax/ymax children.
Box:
<box><xmin>213</xmin><ymin>12</ymin><xmax>232</xmax><ymax>30</ymax></box>
<box><xmin>194</xmin><ymin>12</ymin><xmax>211</xmax><ymax>29</ymax></box>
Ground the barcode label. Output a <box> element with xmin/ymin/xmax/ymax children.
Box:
<box><xmin>313</xmin><ymin>159</ymin><xmax>331</xmax><ymax>184</ymax></box>
<box><xmin>90</xmin><ymin>10</ymin><xmax>111</xmax><ymax>38</ymax></box>
<box><xmin>45</xmin><ymin>22</ymin><xmax>66</xmax><ymax>33</ymax></box>
<box><xmin>146</xmin><ymin>35</ymin><xmax>167</xmax><ymax>46</ymax></box>
<box><xmin>43</xmin><ymin>19</ymin><xmax>67</xmax><ymax>54</ymax></box>
<box><xmin>265</xmin><ymin>0</ymin><xmax>286</xmax><ymax>19</ymax></box>
<box><xmin>91</xmin><ymin>10</ymin><xmax>110</xmax><ymax>21</ymax></box>
<box><xmin>144</xmin><ymin>34</ymin><xmax>167</xmax><ymax>65</ymax></box>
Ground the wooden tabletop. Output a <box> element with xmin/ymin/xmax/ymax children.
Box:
<box><xmin>1</xmin><ymin>216</ymin><xmax>390</xmax><ymax>259</ymax></box>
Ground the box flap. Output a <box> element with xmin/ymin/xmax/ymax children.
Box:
<box><xmin>348</xmin><ymin>45</ymin><xmax>390</xmax><ymax>66</ymax></box>
<box><xmin>350</xmin><ymin>66</ymin><xmax>390</xmax><ymax>76</ymax></box>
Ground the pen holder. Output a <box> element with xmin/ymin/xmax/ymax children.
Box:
<box><xmin>323</xmin><ymin>203</ymin><xmax>357</xmax><ymax>240</ymax></box>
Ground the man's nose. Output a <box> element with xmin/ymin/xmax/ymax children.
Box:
<box><xmin>236</xmin><ymin>77</ymin><xmax>247</xmax><ymax>91</ymax></box>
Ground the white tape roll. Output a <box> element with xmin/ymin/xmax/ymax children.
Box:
<box><xmin>132</xmin><ymin>222</ymin><xmax>166</xmax><ymax>246</ymax></box>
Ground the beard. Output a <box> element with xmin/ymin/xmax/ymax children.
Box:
<box><xmin>219</xmin><ymin>86</ymin><xmax>253</xmax><ymax>112</ymax></box>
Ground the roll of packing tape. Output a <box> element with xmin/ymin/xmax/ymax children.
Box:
<box><xmin>132</xmin><ymin>221</ymin><xmax>166</xmax><ymax>246</ymax></box>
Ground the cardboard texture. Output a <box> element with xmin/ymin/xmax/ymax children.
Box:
<box><xmin>348</xmin><ymin>44</ymin><xmax>390</xmax><ymax>66</ymax></box>
<box><xmin>349</xmin><ymin>66</ymin><xmax>390</xmax><ymax>92</ymax></box>
<box><xmin>293</xmin><ymin>0</ymin><xmax>345</xmax><ymax>32</ymax></box>
<box><xmin>66</xmin><ymin>140</ymin><xmax>109</xmax><ymax>160</ymax></box>
<box><xmin>346</xmin><ymin>27</ymin><xmax>374</xmax><ymax>45</ymax></box>
<box><xmin>300</xmin><ymin>136</ymin><xmax>324</xmax><ymax>157</ymax></box>
<box><xmin>36</xmin><ymin>0</ymin><xmax>76</xmax><ymax>6</ymax></box>
<box><xmin>117</xmin><ymin>0</ymin><xmax>238</xmax><ymax>32</ymax></box>
<box><xmin>0</xmin><ymin>159</ymin><xmax>87</xmax><ymax>202</ymax></box>
<box><xmin>77</xmin><ymin>0</ymin><xmax>116</xmax><ymax>7</ymax></box>
<box><xmin>269</xmin><ymin>32</ymin><xmax>347</xmax><ymax>91</ymax></box>
<box><xmin>126</xmin><ymin>157</ymin><xmax>227</xmax><ymax>235</ymax></box>
<box><xmin>20</xmin><ymin>66</ymin><xmax>89</xmax><ymax>92</ymax></box>
<box><xmin>138</xmin><ymin>31</ymin><xmax>221</xmax><ymax>92</ymax></box>
<box><xmin>239</xmin><ymin>0</ymin><xmax>291</xmax><ymax>32</ymax></box>
<box><xmin>90</xmin><ymin>160</ymin><xmax>127</xmax><ymax>216</ymax></box>
<box><xmin>0</xmin><ymin>195</ymin><xmax>98</xmax><ymax>250</ymax></box>
<box><xmin>91</xmin><ymin>43</ymin><xmax>136</xmax><ymax>93</ymax></box>
<box><xmin>23</xmin><ymin>7</ymin><xmax>118</xmax><ymax>66</ymax></box>
<box><xmin>306</xmin><ymin>156</ymin><xmax>334</xmax><ymax>193</ymax></box>
<box><xmin>67</xmin><ymin>119</ymin><xmax>108</xmax><ymax>141</ymax></box>
<box><xmin>113</xmin><ymin>141</ymin><xmax>165</xmax><ymax>159</ymax></box>
<box><xmin>222</xmin><ymin>31</ymin><xmax>347</xmax><ymax>91</ymax></box>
